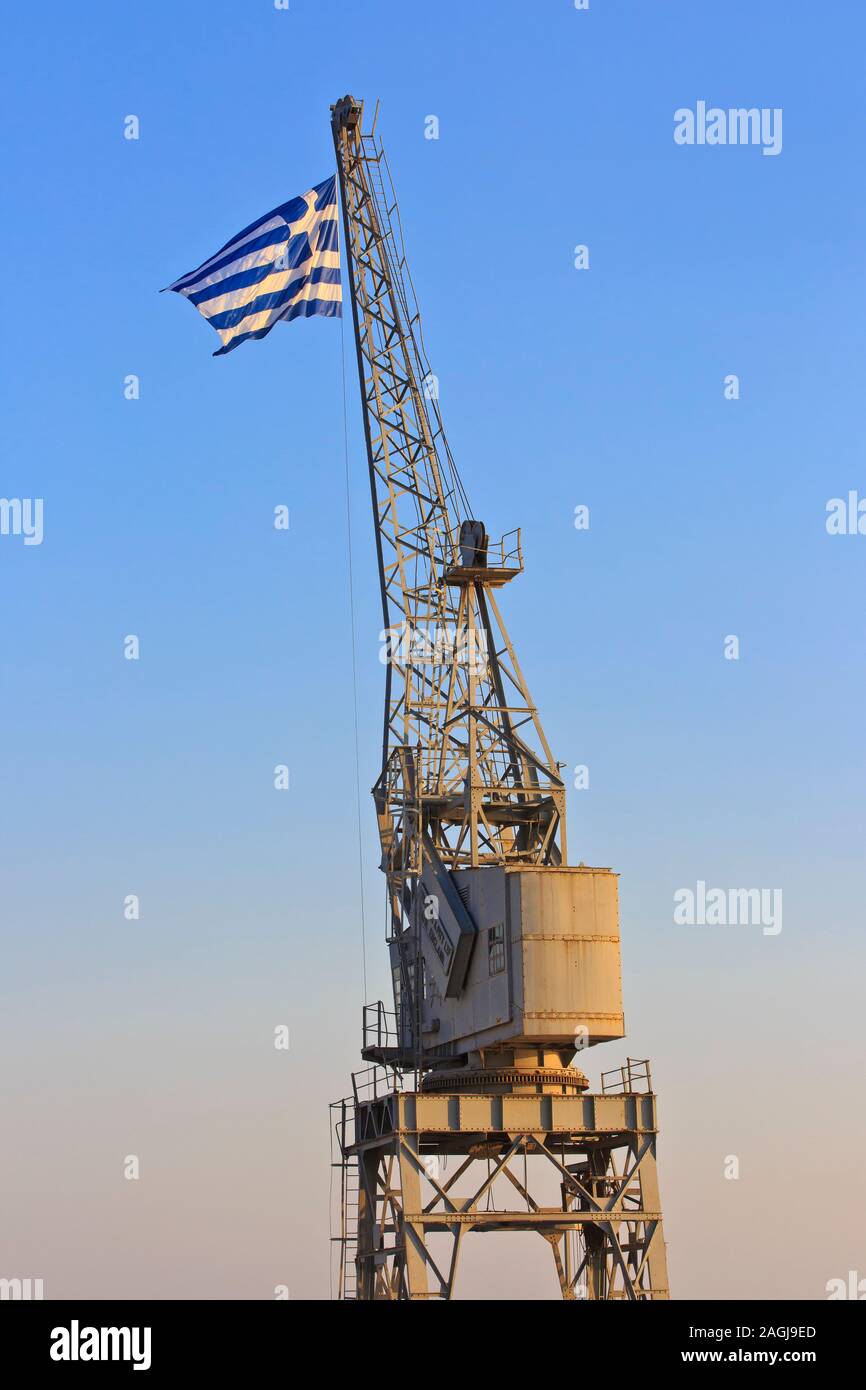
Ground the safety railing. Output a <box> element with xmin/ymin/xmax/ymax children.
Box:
<box><xmin>350</xmin><ymin>1064</ymin><xmax>401</xmax><ymax>1106</ymax></box>
<box><xmin>362</xmin><ymin>1001</ymin><xmax>399</xmax><ymax>1051</ymax></box>
<box><xmin>437</xmin><ymin>524</ymin><xmax>523</xmax><ymax>574</ymax></box>
<box><xmin>600</xmin><ymin>1057</ymin><xmax>653</xmax><ymax>1095</ymax></box>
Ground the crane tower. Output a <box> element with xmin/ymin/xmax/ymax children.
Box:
<box><xmin>329</xmin><ymin>94</ymin><xmax>670</xmax><ymax>1301</ymax></box>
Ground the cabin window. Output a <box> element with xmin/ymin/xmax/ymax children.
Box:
<box><xmin>392</xmin><ymin>965</ymin><xmax>402</xmax><ymax>1028</ymax></box>
<box><xmin>488</xmin><ymin>922</ymin><xmax>505</xmax><ymax>975</ymax></box>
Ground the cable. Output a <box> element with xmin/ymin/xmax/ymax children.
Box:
<box><xmin>340</xmin><ymin>309</ymin><xmax>369</xmax><ymax>1001</ymax></box>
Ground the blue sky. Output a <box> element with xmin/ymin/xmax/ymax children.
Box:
<box><xmin>1</xmin><ymin>0</ymin><xmax>864</xmax><ymax>1299</ymax></box>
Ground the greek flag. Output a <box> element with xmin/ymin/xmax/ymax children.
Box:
<box><xmin>165</xmin><ymin>176</ymin><xmax>341</xmax><ymax>356</ymax></box>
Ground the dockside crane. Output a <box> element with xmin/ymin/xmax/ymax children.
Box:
<box><xmin>330</xmin><ymin>95</ymin><xmax>669</xmax><ymax>1301</ymax></box>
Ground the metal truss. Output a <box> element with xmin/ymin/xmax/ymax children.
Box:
<box><xmin>331</xmin><ymin>96</ymin><xmax>565</xmax><ymax>875</ymax></box>
<box><xmin>331</xmin><ymin>1071</ymin><xmax>669</xmax><ymax>1301</ymax></box>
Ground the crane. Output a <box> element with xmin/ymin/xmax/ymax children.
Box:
<box><xmin>329</xmin><ymin>95</ymin><xmax>669</xmax><ymax>1301</ymax></box>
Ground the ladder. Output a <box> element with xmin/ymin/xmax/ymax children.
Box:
<box><xmin>329</xmin><ymin>1098</ymin><xmax>359</xmax><ymax>1300</ymax></box>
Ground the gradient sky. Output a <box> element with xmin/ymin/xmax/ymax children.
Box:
<box><xmin>1</xmin><ymin>0</ymin><xmax>864</xmax><ymax>1300</ymax></box>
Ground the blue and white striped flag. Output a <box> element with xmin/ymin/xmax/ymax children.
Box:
<box><xmin>165</xmin><ymin>176</ymin><xmax>342</xmax><ymax>356</ymax></box>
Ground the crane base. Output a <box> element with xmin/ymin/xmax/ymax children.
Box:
<box><xmin>331</xmin><ymin>1068</ymin><xmax>670</xmax><ymax>1300</ymax></box>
